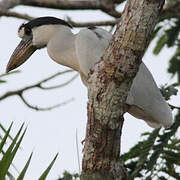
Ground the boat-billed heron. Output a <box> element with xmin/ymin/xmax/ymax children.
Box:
<box><xmin>6</xmin><ymin>16</ymin><xmax>173</xmax><ymax>128</ymax></box>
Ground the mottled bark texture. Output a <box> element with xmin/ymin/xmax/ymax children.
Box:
<box><xmin>82</xmin><ymin>0</ymin><xmax>165</xmax><ymax>179</ymax></box>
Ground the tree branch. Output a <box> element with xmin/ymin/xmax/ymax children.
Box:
<box><xmin>82</xmin><ymin>0</ymin><xmax>165</xmax><ymax>179</ymax></box>
<box><xmin>1</xmin><ymin>0</ymin><xmax>179</xmax><ymax>27</ymax></box>
<box><xmin>17</xmin><ymin>0</ymin><xmax>122</xmax><ymax>18</ymax></box>
<box><xmin>0</xmin><ymin>9</ymin><xmax>117</xmax><ymax>28</ymax></box>
<box><xmin>0</xmin><ymin>0</ymin><xmax>20</xmax><ymax>10</ymax></box>
<box><xmin>0</xmin><ymin>9</ymin><xmax>33</xmax><ymax>20</ymax></box>
<box><xmin>169</xmin><ymin>104</ymin><xmax>180</xmax><ymax>111</ymax></box>
<box><xmin>39</xmin><ymin>73</ymin><xmax>78</xmax><ymax>90</ymax></box>
<box><xmin>19</xmin><ymin>94</ymin><xmax>74</xmax><ymax>111</ymax></box>
<box><xmin>21</xmin><ymin>0</ymin><xmax>100</xmax><ymax>10</ymax></box>
<box><xmin>0</xmin><ymin>70</ymin><xmax>77</xmax><ymax>111</ymax></box>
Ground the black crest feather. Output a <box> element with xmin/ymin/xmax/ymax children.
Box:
<box><xmin>19</xmin><ymin>16</ymin><xmax>72</xmax><ymax>31</ymax></box>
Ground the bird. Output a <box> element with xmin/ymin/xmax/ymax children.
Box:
<box><xmin>6</xmin><ymin>16</ymin><xmax>173</xmax><ymax>128</ymax></box>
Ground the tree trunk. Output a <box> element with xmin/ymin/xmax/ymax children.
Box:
<box><xmin>82</xmin><ymin>0</ymin><xmax>165</xmax><ymax>179</ymax></box>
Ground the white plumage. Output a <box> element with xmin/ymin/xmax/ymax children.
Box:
<box><xmin>6</xmin><ymin>17</ymin><xmax>173</xmax><ymax>128</ymax></box>
<box><xmin>75</xmin><ymin>27</ymin><xmax>173</xmax><ymax>128</ymax></box>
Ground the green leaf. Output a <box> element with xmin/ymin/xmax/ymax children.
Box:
<box><xmin>0</xmin><ymin>70</ymin><xmax>20</xmax><ymax>78</ymax></box>
<box><xmin>0</xmin><ymin>123</ymin><xmax>25</xmax><ymax>178</ymax></box>
<box><xmin>151</xmin><ymin>26</ymin><xmax>162</xmax><ymax>41</ymax></box>
<box><xmin>146</xmin><ymin>113</ymin><xmax>180</xmax><ymax>172</ymax></box>
<box><xmin>161</xmin><ymin>167</ymin><xmax>180</xmax><ymax>179</ymax></box>
<box><xmin>171</xmin><ymin>82</ymin><xmax>180</xmax><ymax>87</ymax></box>
<box><xmin>0</xmin><ymin>123</ymin><xmax>14</xmax><ymax>142</ymax></box>
<box><xmin>38</xmin><ymin>153</ymin><xmax>58</xmax><ymax>180</ymax></box>
<box><xmin>61</xmin><ymin>170</ymin><xmax>73</xmax><ymax>180</ymax></box>
<box><xmin>141</xmin><ymin>132</ymin><xmax>150</xmax><ymax>137</ymax></box>
<box><xmin>160</xmin><ymin>85</ymin><xmax>178</xmax><ymax>100</ymax></box>
<box><xmin>0</xmin><ymin>123</ymin><xmax>13</xmax><ymax>153</ymax></box>
<box><xmin>163</xmin><ymin>150</ymin><xmax>180</xmax><ymax>165</ymax></box>
<box><xmin>6</xmin><ymin>128</ymin><xmax>27</xmax><ymax>166</ymax></box>
<box><xmin>17</xmin><ymin>152</ymin><xmax>33</xmax><ymax>180</ymax></box>
<box><xmin>166</xmin><ymin>19</ymin><xmax>180</xmax><ymax>47</ymax></box>
<box><xmin>131</xmin><ymin>128</ymin><xmax>160</xmax><ymax>177</ymax></box>
<box><xmin>153</xmin><ymin>34</ymin><xmax>167</xmax><ymax>55</ymax></box>
<box><xmin>0</xmin><ymin>79</ymin><xmax>7</xmax><ymax>83</ymax></box>
<box><xmin>168</xmin><ymin>47</ymin><xmax>180</xmax><ymax>80</ymax></box>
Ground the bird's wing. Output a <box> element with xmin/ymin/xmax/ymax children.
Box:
<box><xmin>75</xmin><ymin>27</ymin><xmax>173</xmax><ymax>128</ymax></box>
<box><xmin>75</xmin><ymin>27</ymin><xmax>112</xmax><ymax>76</ymax></box>
<box><xmin>127</xmin><ymin>63</ymin><xmax>173</xmax><ymax>128</ymax></box>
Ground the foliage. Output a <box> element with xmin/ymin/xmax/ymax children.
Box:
<box><xmin>57</xmin><ymin>170</ymin><xmax>80</xmax><ymax>180</ymax></box>
<box><xmin>160</xmin><ymin>83</ymin><xmax>178</xmax><ymax>101</ymax></box>
<box><xmin>0</xmin><ymin>71</ymin><xmax>20</xmax><ymax>143</ymax></box>
<box><xmin>0</xmin><ymin>68</ymin><xmax>75</xmax><ymax>179</ymax></box>
<box><xmin>0</xmin><ymin>123</ymin><xmax>58</xmax><ymax>179</ymax></box>
<box><xmin>120</xmin><ymin>111</ymin><xmax>180</xmax><ymax>180</ymax></box>
<box><xmin>153</xmin><ymin>19</ymin><xmax>180</xmax><ymax>81</ymax></box>
<box><xmin>0</xmin><ymin>70</ymin><xmax>20</xmax><ymax>84</ymax></box>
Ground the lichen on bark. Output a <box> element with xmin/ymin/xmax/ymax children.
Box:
<box><xmin>82</xmin><ymin>0</ymin><xmax>165</xmax><ymax>179</ymax></box>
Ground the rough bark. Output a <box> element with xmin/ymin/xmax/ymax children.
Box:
<box><xmin>20</xmin><ymin>0</ymin><xmax>121</xmax><ymax>17</ymax></box>
<box><xmin>81</xmin><ymin>0</ymin><xmax>165</xmax><ymax>179</ymax></box>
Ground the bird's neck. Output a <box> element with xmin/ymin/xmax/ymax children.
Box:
<box><xmin>47</xmin><ymin>26</ymin><xmax>79</xmax><ymax>71</ymax></box>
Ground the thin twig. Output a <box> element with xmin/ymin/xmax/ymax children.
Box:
<box><xmin>0</xmin><ymin>70</ymin><xmax>74</xmax><ymax>101</ymax></box>
<box><xmin>0</xmin><ymin>70</ymin><xmax>20</xmax><ymax>78</ymax></box>
<box><xmin>169</xmin><ymin>104</ymin><xmax>180</xmax><ymax>110</ymax></box>
<box><xmin>36</xmin><ymin>70</ymin><xmax>74</xmax><ymax>84</ymax></box>
<box><xmin>40</xmin><ymin>73</ymin><xmax>78</xmax><ymax>90</ymax></box>
<box><xmin>0</xmin><ymin>70</ymin><xmax>77</xmax><ymax>111</ymax></box>
<box><xmin>19</xmin><ymin>94</ymin><xmax>74</xmax><ymax>111</ymax></box>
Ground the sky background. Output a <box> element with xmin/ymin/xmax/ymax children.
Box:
<box><xmin>0</xmin><ymin>3</ymin><xmax>179</xmax><ymax>180</ymax></box>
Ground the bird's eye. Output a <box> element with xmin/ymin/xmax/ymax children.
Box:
<box><xmin>25</xmin><ymin>27</ymin><xmax>31</xmax><ymax>35</ymax></box>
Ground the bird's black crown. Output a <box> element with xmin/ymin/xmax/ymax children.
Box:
<box><xmin>18</xmin><ymin>16</ymin><xmax>72</xmax><ymax>33</ymax></box>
